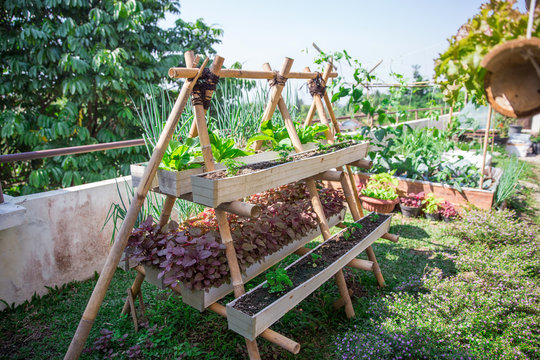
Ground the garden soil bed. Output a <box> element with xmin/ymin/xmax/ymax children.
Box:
<box><xmin>192</xmin><ymin>141</ymin><xmax>369</xmax><ymax>207</ymax></box>
<box><xmin>326</xmin><ymin>169</ymin><xmax>503</xmax><ymax>210</ymax></box>
<box><xmin>226</xmin><ymin>213</ymin><xmax>391</xmax><ymax>340</ymax></box>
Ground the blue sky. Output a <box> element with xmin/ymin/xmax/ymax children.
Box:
<box><xmin>165</xmin><ymin>1</ymin><xmax>524</xmax><ymax>83</ymax></box>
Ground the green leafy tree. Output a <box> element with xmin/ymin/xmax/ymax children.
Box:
<box><xmin>434</xmin><ymin>0</ymin><xmax>535</xmax><ymax>106</ymax></box>
<box><xmin>0</xmin><ymin>0</ymin><xmax>222</xmax><ymax>195</ymax></box>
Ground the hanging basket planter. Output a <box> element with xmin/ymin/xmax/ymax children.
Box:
<box><xmin>482</xmin><ymin>38</ymin><xmax>540</xmax><ymax>118</ymax></box>
<box><xmin>359</xmin><ymin>196</ymin><xmax>398</xmax><ymax>214</ymax></box>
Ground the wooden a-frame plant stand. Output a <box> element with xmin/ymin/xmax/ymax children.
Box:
<box><xmin>65</xmin><ymin>52</ymin><xmax>398</xmax><ymax>360</ymax></box>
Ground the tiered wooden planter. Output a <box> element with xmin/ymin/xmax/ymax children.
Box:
<box><xmin>143</xmin><ymin>210</ymin><xmax>345</xmax><ymax>310</ymax></box>
<box><xmin>191</xmin><ymin>142</ymin><xmax>369</xmax><ymax>207</ymax></box>
<box><xmin>226</xmin><ymin>213</ymin><xmax>392</xmax><ymax>340</ymax></box>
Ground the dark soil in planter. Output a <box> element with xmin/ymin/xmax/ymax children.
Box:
<box><xmin>231</xmin><ymin>213</ymin><xmax>390</xmax><ymax>315</ymax></box>
<box><xmin>203</xmin><ymin>141</ymin><xmax>354</xmax><ymax>179</ymax></box>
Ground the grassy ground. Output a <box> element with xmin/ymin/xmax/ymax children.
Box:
<box><xmin>1</xmin><ymin>162</ymin><xmax>538</xmax><ymax>360</ymax></box>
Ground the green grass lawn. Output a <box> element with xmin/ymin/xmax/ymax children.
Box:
<box><xmin>1</xmin><ymin>162</ymin><xmax>539</xmax><ymax>360</ymax></box>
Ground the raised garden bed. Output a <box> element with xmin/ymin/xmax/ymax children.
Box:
<box><xmin>178</xmin><ymin>210</ymin><xmax>345</xmax><ymax>311</ymax></box>
<box><xmin>191</xmin><ymin>142</ymin><xmax>369</xmax><ymax>207</ymax></box>
<box><xmin>326</xmin><ymin>168</ymin><xmax>502</xmax><ymax>210</ymax></box>
<box><xmin>226</xmin><ymin>212</ymin><xmax>392</xmax><ymax>341</ymax></box>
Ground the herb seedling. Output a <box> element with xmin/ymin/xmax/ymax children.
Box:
<box><xmin>263</xmin><ymin>268</ymin><xmax>293</xmax><ymax>294</ymax></box>
<box><xmin>274</xmin><ymin>143</ymin><xmax>293</xmax><ymax>162</ymax></box>
<box><xmin>370</xmin><ymin>213</ymin><xmax>380</xmax><ymax>222</ymax></box>
<box><xmin>222</xmin><ymin>159</ymin><xmax>245</xmax><ymax>177</ymax></box>
<box><xmin>310</xmin><ymin>253</ymin><xmax>322</xmax><ymax>267</ymax></box>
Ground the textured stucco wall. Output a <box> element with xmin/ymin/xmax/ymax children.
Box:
<box><xmin>0</xmin><ymin>176</ymin><xmax>132</xmax><ymax>310</ymax></box>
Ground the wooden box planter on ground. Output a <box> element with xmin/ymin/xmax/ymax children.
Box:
<box><xmin>178</xmin><ymin>210</ymin><xmax>345</xmax><ymax>311</ymax></box>
<box><xmin>191</xmin><ymin>142</ymin><xmax>369</xmax><ymax>207</ymax></box>
<box><xmin>226</xmin><ymin>213</ymin><xmax>392</xmax><ymax>341</ymax></box>
<box><xmin>344</xmin><ymin>169</ymin><xmax>503</xmax><ymax>210</ymax></box>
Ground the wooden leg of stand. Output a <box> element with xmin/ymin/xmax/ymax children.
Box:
<box><xmin>127</xmin><ymin>288</ymin><xmax>138</xmax><ymax>332</ymax></box>
<box><xmin>158</xmin><ymin>195</ymin><xmax>177</xmax><ymax>228</ymax></box>
<box><xmin>334</xmin><ymin>270</ymin><xmax>355</xmax><ymax>318</ymax></box>
<box><xmin>121</xmin><ymin>272</ymin><xmax>145</xmax><ymax>316</ymax></box>
<box><xmin>365</xmin><ymin>246</ymin><xmax>385</xmax><ymax>287</ymax></box>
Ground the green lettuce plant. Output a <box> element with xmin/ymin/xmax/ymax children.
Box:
<box><xmin>360</xmin><ymin>172</ymin><xmax>399</xmax><ymax>200</ymax></box>
<box><xmin>422</xmin><ymin>193</ymin><xmax>443</xmax><ymax>214</ymax></box>
<box><xmin>161</xmin><ymin>138</ymin><xmax>202</xmax><ymax>171</ymax></box>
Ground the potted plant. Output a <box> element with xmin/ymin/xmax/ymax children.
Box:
<box><xmin>399</xmin><ymin>192</ymin><xmax>425</xmax><ymax>218</ymax></box>
<box><xmin>358</xmin><ymin>172</ymin><xmax>399</xmax><ymax>213</ymax></box>
<box><xmin>531</xmin><ymin>134</ymin><xmax>540</xmax><ymax>155</ymax></box>
<box><xmin>422</xmin><ymin>193</ymin><xmax>443</xmax><ymax>221</ymax></box>
<box><xmin>439</xmin><ymin>201</ymin><xmax>458</xmax><ymax>222</ymax></box>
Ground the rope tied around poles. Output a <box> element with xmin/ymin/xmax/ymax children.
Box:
<box><xmin>308</xmin><ymin>73</ymin><xmax>326</xmax><ymax>97</ymax></box>
<box><xmin>269</xmin><ymin>71</ymin><xmax>288</xmax><ymax>87</ymax></box>
<box><xmin>191</xmin><ymin>68</ymin><xmax>221</xmax><ymax>109</ymax></box>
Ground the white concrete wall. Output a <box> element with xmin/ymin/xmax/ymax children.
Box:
<box><xmin>0</xmin><ymin>176</ymin><xmax>132</xmax><ymax>310</ymax></box>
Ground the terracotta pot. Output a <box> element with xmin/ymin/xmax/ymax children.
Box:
<box><xmin>400</xmin><ymin>204</ymin><xmax>421</xmax><ymax>218</ymax></box>
<box><xmin>359</xmin><ymin>196</ymin><xmax>399</xmax><ymax>214</ymax></box>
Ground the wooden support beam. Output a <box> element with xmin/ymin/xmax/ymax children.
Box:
<box><xmin>185</xmin><ymin>51</ymin><xmax>201</xmax><ymax>139</ymax></box>
<box><xmin>169</xmin><ymin>67</ymin><xmax>338</xmax><ymax>80</ymax></box>
<box><xmin>381</xmin><ymin>232</ymin><xmax>399</xmax><ymax>243</ymax></box>
<box><xmin>332</xmin><ymin>288</ymin><xmax>353</xmax><ymax>309</ymax></box>
<box><xmin>305</xmin><ymin>178</ymin><xmax>355</xmax><ymax>318</ymax></box>
<box><xmin>215</xmin><ymin>209</ymin><xmax>261</xmax><ymax>359</ymax></box>
<box><xmin>304</xmin><ymin>65</ymin><xmax>333</xmax><ymax>142</ymax></box>
<box><xmin>262</xmin><ymin>63</ymin><xmax>304</xmax><ymax>153</ymax></box>
<box><xmin>192</xmin><ymin>56</ymin><xmax>225</xmax><ymax>172</ymax></box>
<box><xmin>348</xmin><ymin>159</ymin><xmax>372</xmax><ymax>170</ymax></box>
<box><xmin>121</xmin><ymin>271</ymin><xmax>145</xmax><ymax>316</ymax></box>
<box><xmin>158</xmin><ymin>195</ymin><xmax>177</xmax><ymax>228</ymax></box>
<box><xmin>311</xmin><ymin>170</ymin><xmax>344</xmax><ymax>182</ymax></box>
<box><xmin>207</xmin><ymin>303</ymin><xmax>301</xmax><ymax>355</ymax></box>
<box><xmin>64</xmin><ymin>58</ymin><xmax>210</xmax><ymax>360</ymax></box>
<box><xmin>347</xmin><ymin>258</ymin><xmax>374</xmax><ymax>272</ymax></box>
<box><xmin>216</xmin><ymin>201</ymin><xmax>262</xmax><ymax>218</ymax></box>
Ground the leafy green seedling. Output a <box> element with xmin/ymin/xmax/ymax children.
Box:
<box><xmin>263</xmin><ymin>268</ymin><xmax>293</xmax><ymax>294</ymax></box>
<box><xmin>222</xmin><ymin>159</ymin><xmax>246</xmax><ymax>177</ymax></box>
<box><xmin>370</xmin><ymin>213</ymin><xmax>380</xmax><ymax>222</ymax></box>
<box><xmin>310</xmin><ymin>253</ymin><xmax>322</xmax><ymax>267</ymax></box>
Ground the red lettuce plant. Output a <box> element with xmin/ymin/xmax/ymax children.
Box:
<box><xmin>400</xmin><ymin>192</ymin><xmax>425</xmax><ymax>208</ymax></box>
<box><xmin>126</xmin><ymin>182</ymin><xmax>345</xmax><ymax>291</ymax></box>
<box><xmin>439</xmin><ymin>201</ymin><xmax>458</xmax><ymax>219</ymax></box>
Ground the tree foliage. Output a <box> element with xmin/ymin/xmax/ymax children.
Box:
<box><xmin>434</xmin><ymin>0</ymin><xmax>537</xmax><ymax>106</ymax></box>
<box><xmin>0</xmin><ymin>0</ymin><xmax>222</xmax><ymax>195</ymax></box>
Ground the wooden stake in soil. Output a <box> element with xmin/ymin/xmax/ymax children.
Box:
<box><xmin>64</xmin><ymin>58</ymin><xmax>210</xmax><ymax>360</ymax></box>
<box><xmin>479</xmin><ymin>105</ymin><xmax>493</xmax><ymax>189</ymax></box>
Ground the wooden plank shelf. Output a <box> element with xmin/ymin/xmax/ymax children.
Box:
<box><xmin>226</xmin><ymin>213</ymin><xmax>392</xmax><ymax>341</ymax></box>
<box><xmin>178</xmin><ymin>210</ymin><xmax>346</xmax><ymax>311</ymax></box>
<box><xmin>191</xmin><ymin>142</ymin><xmax>369</xmax><ymax>207</ymax></box>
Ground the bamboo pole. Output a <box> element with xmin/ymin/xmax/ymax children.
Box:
<box><xmin>479</xmin><ymin>105</ymin><xmax>493</xmax><ymax>189</ymax></box>
<box><xmin>348</xmin><ymin>159</ymin><xmax>372</xmax><ymax>169</ymax></box>
<box><xmin>216</xmin><ymin>201</ymin><xmax>262</xmax><ymax>218</ymax></box>
<box><xmin>332</xmin><ymin>288</ymin><xmax>353</xmax><ymax>309</ymax></box>
<box><xmin>186</xmin><ymin>51</ymin><xmax>201</xmax><ymax>139</ymax></box>
<box><xmin>253</xmin><ymin>58</ymin><xmax>294</xmax><ymax>150</ymax></box>
<box><xmin>121</xmin><ymin>270</ymin><xmax>145</xmax><ymax>316</ymax></box>
<box><xmin>304</xmin><ymin>66</ymin><xmax>333</xmax><ymax>142</ymax></box>
<box><xmin>305</xmin><ymin>179</ymin><xmax>355</xmax><ymax>318</ymax></box>
<box><xmin>64</xmin><ymin>58</ymin><xmax>210</xmax><ymax>360</ymax></box>
<box><xmin>193</xmin><ymin>56</ymin><xmax>225</xmax><ymax>172</ymax></box>
<box><xmin>207</xmin><ymin>303</ymin><xmax>301</xmax><ymax>354</ymax></box>
<box><xmin>215</xmin><ymin>209</ymin><xmax>261</xmax><ymax>359</ymax></box>
<box><xmin>158</xmin><ymin>195</ymin><xmax>178</xmax><ymax>228</ymax></box>
<box><xmin>311</xmin><ymin>170</ymin><xmax>344</xmax><ymax>182</ymax></box>
<box><xmin>304</xmin><ymin>102</ymin><xmax>317</xmax><ymax>127</ymax></box>
<box><xmin>262</xmin><ymin>63</ymin><xmax>304</xmax><ymax>153</ymax></box>
<box><xmin>169</xmin><ymin>67</ymin><xmax>338</xmax><ymax>80</ymax></box>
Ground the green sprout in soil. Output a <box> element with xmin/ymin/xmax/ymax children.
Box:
<box><xmin>222</xmin><ymin>158</ymin><xmax>246</xmax><ymax>177</ymax></box>
<box><xmin>310</xmin><ymin>253</ymin><xmax>322</xmax><ymax>267</ymax></box>
<box><xmin>370</xmin><ymin>213</ymin><xmax>380</xmax><ymax>222</ymax></box>
<box><xmin>263</xmin><ymin>267</ymin><xmax>293</xmax><ymax>294</ymax></box>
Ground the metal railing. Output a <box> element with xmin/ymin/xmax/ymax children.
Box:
<box><xmin>0</xmin><ymin>139</ymin><xmax>145</xmax><ymax>203</ymax></box>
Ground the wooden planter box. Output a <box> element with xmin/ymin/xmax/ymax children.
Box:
<box><xmin>226</xmin><ymin>213</ymin><xmax>392</xmax><ymax>341</ymax></box>
<box><xmin>178</xmin><ymin>210</ymin><xmax>345</xmax><ymax>311</ymax></box>
<box><xmin>130</xmin><ymin>151</ymin><xmax>282</xmax><ymax>197</ymax></box>
<box><xmin>350</xmin><ymin>168</ymin><xmax>502</xmax><ymax>209</ymax></box>
<box><xmin>191</xmin><ymin>142</ymin><xmax>369</xmax><ymax>207</ymax></box>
